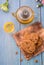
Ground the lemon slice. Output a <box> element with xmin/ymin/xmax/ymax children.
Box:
<box><xmin>4</xmin><ymin>22</ymin><xmax>14</xmax><ymax>33</ymax></box>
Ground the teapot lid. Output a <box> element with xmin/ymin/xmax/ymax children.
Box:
<box><xmin>17</xmin><ymin>6</ymin><xmax>33</xmax><ymax>20</ymax></box>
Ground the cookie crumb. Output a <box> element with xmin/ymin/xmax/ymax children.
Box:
<box><xmin>34</xmin><ymin>60</ymin><xmax>38</xmax><ymax>63</ymax></box>
<box><xmin>16</xmin><ymin>51</ymin><xmax>18</xmax><ymax>55</ymax></box>
<box><xmin>20</xmin><ymin>58</ymin><xmax>23</xmax><ymax>62</ymax></box>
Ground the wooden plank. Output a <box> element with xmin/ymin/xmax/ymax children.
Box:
<box><xmin>41</xmin><ymin>6</ymin><xmax>44</xmax><ymax>65</ymax></box>
<box><xmin>0</xmin><ymin>0</ymin><xmax>20</xmax><ymax>65</ymax></box>
<box><xmin>19</xmin><ymin>0</ymin><xmax>42</xmax><ymax>65</ymax></box>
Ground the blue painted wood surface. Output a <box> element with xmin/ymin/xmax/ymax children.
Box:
<box><xmin>0</xmin><ymin>0</ymin><xmax>44</xmax><ymax>65</ymax></box>
<box><xmin>41</xmin><ymin>6</ymin><xmax>44</xmax><ymax>65</ymax></box>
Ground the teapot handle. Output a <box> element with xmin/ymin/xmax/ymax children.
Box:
<box><xmin>12</xmin><ymin>12</ymin><xmax>16</xmax><ymax>17</ymax></box>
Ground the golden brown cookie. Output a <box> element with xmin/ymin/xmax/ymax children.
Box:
<box><xmin>20</xmin><ymin>40</ymin><xmax>36</xmax><ymax>54</ymax></box>
<box><xmin>12</xmin><ymin>22</ymin><xmax>44</xmax><ymax>60</ymax></box>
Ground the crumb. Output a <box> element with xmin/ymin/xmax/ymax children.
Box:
<box><xmin>34</xmin><ymin>60</ymin><xmax>38</xmax><ymax>63</ymax></box>
<box><xmin>16</xmin><ymin>51</ymin><xmax>18</xmax><ymax>55</ymax></box>
<box><xmin>20</xmin><ymin>58</ymin><xmax>23</xmax><ymax>62</ymax></box>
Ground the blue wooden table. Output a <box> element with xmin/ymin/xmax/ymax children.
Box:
<box><xmin>0</xmin><ymin>0</ymin><xmax>44</xmax><ymax>65</ymax></box>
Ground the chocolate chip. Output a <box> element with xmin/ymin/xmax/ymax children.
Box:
<box><xmin>16</xmin><ymin>51</ymin><xmax>18</xmax><ymax>55</ymax></box>
<box><xmin>16</xmin><ymin>33</ymin><xmax>20</xmax><ymax>38</ymax></box>
<box><xmin>34</xmin><ymin>60</ymin><xmax>38</xmax><ymax>63</ymax></box>
<box><xmin>20</xmin><ymin>58</ymin><xmax>23</xmax><ymax>62</ymax></box>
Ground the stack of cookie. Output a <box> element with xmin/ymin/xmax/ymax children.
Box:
<box><xmin>12</xmin><ymin>22</ymin><xmax>44</xmax><ymax>60</ymax></box>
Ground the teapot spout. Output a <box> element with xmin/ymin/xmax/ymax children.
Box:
<box><xmin>12</xmin><ymin>12</ymin><xmax>16</xmax><ymax>17</ymax></box>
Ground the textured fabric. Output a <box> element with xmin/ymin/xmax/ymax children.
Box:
<box><xmin>12</xmin><ymin>22</ymin><xmax>44</xmax><ymax>60</ymax></box>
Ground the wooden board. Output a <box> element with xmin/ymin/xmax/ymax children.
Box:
<box><xmin>0</xmin><ymin>0</ymin><xmax>44</xmax><ymax>65</ymax></box>
<box><xmin>20</xmin><ymin>0</ymin><xmax>42</xmax><ymax>65</ymax></box>
<box><xmin>0</xmin><ymin>0</ymin><xmax>20</xmax><ymax>65</ymax></box>
<box><xmin>41</xmin><ymin>6</ymin><xmax>44</xmax><ymax>65</ymax></box>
